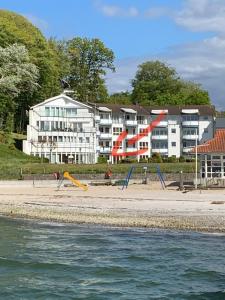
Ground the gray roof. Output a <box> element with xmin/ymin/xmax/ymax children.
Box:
<box><xmin>90</xmin><ymin>103</ymin><xmax>215</xmax><ymax>116</ymax></box>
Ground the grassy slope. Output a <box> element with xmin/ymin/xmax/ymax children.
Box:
<box><xmin>0</xmin><ymin>143</ymin><xmax>196</xmax><ymax>179</ymax></box>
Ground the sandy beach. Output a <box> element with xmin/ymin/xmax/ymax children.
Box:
<box><xmin>1</xmin><ymin>180</ymin><xmax>225</xmax><ymax>232</ymax></box>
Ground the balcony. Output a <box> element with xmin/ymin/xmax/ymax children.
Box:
<box><xmin>95</xmin><ymin>115</ymin><xmax>100</xmax><ymax>122</ymax></box>
<box><xmin>99</xmin><ymin>133</ymin><xmax>112</xmax><ymax>139</ymax></box>
<box><xmin>182</xmin><ymin>134</ymin><xmax>198</xmax><ymax>140</ymax></box>
<box><xmin>100</xmin><ymin>147</ymin><xmax>111</xmax><ymax>153</ymax></box>
<box><xmin>183</xmin><ymin>147</ymin><xmax>194</xmax><ymax>153</ymax></box>
<box><xmin>182</xmin><ymin>121</ymin><xmax>199</xmax><ymax>127</ymax></box>
<box><xmin>125</xmin><ymin>120</ymin><xmax>137</xmax><ymax>126</ymax></box>
<box><xmin>126</xmin><ymin>134</ymin><xmax>136</xmax><ymax>140</ymax></box>
<box><xmin>152</xmin><ymin>149</ymin><xmax>168</xmax><ymax>154</ymax></box>
<box><xmin>154</xmin><ymin>121</ymin><xmax>168</xmax><ymax>127</ymax></box>
<box><xmin>126</xmin><ymin>147</ymin><xmax>138</xmax><ymax>153</ymax></box>
<box><xmin>151</xmin><ymin>135</ymin><xmax>168</xmax><ymax>140</ymax></box>
<box><xmin>99</xmin><ymin>119</ymin><xmax>112</xmax><ymax>125</ymax></box>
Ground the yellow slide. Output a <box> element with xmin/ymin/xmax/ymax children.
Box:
<box><xmin>63</xmin><ymin>172</ymin><xmax>88</xmax><ymax>191</ymax></box>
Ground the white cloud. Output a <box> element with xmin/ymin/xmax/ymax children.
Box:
<box><xmin>96</xmin><ymin>1</ymin><xmax>139</xmax><ymax>18</ymax></box>
<box><xmin>145</xmin><ymin>6</ymin><xmax>171</xmax><ymax>19</ymax></box>
<box><xmin>175</xmin><ymin>0</ymin><xmax>225</xmax><ymax>33</ymax></box>
<box><xmin>23</xmin><ymin>14</ymin><xmax>49</xmax><ymax>31</ymax></box>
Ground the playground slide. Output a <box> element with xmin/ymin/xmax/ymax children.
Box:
<box><xmin>63</xmin><ymin>172</ymin><xmax>88</xmax><ymax>191</ymax></box>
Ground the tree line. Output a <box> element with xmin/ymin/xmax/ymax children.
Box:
<box><xmin>0</xmin><ymin>10</ymin><xmax>211</xmax><ymax>134</ymax></box>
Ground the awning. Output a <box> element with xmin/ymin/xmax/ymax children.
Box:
<box><xmin>121</xmin><ymin>108</ymin><xmax>136</xmax><ymax>114</ymax></box>
<box><xmin>182</xmin><ymin>109</ymin><xmax>199</xmax><ymax>114</ymax></box>
<box><xmin>151</xmin><ymin>110</ymin><xmax>168</xmax><ymax>114</ymax></box>
<box><xmin>98</xmin><ymin>107</ymin><xmax>112</xmax><ymax>112</ymax></box>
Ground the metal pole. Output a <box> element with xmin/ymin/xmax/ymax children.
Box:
<box><xmin>195</xmin><ymin>128</ymin><xmax>198</xmax><ymax>189</ymax></box>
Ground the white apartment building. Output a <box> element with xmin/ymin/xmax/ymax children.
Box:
<box><xmin>92</xmin><ymin>104</ymin><xmax>215</xmax><ymax>164</ymax></box>
<box><xmin>23</xmin><ymin>94</ymin><xmax>215</xmax><ymax>164</ymax></box>
<box><xmin>23</xmin><ymin>94</ymin><xmax>98</xmax><ymax>164</ymax></box>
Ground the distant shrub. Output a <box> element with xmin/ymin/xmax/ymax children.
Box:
<box><xmin>151</xmin><ymin>153</ymin><xmax>163</xmax><ymax>163</ymax></box>
<box><xmin>97</xmin><ymin>156</ymin><xmax>108</xmax><ymax>164</ymax></box>
<box><xmin>167</xmin><ymin>155</ymin><xmax>178</xmax><ymax>163</ymax></box>
<box><xmin>179</xmin><ymin>156</ymin><xmax>185</xmax><ymax>163</ymax></box>
<box><xmin>120</xmin><ymin>158</ymin><xmax>138</xmax><ymax>164</ymax></box>
<box><xmin>139</xmin><ymin>158</ymin><xmax>148</xmax><ymax>163</ymax></box>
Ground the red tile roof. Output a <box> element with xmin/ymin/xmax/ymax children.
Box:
<box><xmin>192</xmin><ymin>129</ymin><xmax>225</xmax><ymax>153</ymax></box>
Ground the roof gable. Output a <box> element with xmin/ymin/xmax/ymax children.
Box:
<box><xmin>192</xmin><ymin>129</ymin><xmax>225</xmax><ymax>153</ymax></box>
<box><xmin>31</xmin><ymin>94</ymin><xmax>93</xmax><ymax>110</ymax></box>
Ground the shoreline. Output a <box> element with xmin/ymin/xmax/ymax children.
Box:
<box><xmin>1</xmin><ymin>181</ymin><xmax>225</xmax><ymax>233</ymax></box>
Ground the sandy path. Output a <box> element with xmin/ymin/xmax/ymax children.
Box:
<box><xmin>0</xmin><ymin>181</ymin><xmax>225</xmax><ymax>232</ymax></box>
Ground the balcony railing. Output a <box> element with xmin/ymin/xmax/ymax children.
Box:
<box><xmin>182</xmin><ymin>134</ymin><xmax>198</xmax><ymax>140</ymax></box>
<box><xmin>125</xmin><ymin>120</ymin><xmax>137</xmax><ymax>126</ymax></box>
<box><xmin>182</xmin><ymin>120</ymin><xmax>199</xmax><ymax>126</ymax></box>
<box><xmin>151</xmin><ymin>135</ymin><xmax>168</xmax><ymax>140</ymax></box>
<box><xmin>99</xmin><ymin>147</ymin><xmax>111</xmax><ymax>153</ymax></box>
<box><xmin>99</xmin><ymin>133</ymin><xmax>112</xmax><ymax>139</ymax></box>
<box><xmin>183</xmin><ymin>147</ymin><xmax>194</xmax><ymax>153</ymax></box>
<box><xmin>99</xmin><ymin>119</ymin><xmax>112</xmax><ymax>125</ymax></box>
<box><xmin>152</xmin><ymin>149</ymin><xmax>168</xmax><ymax>154</ymax></box>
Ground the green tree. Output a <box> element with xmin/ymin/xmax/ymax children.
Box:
<box><xmin>0</xmin><ymin>10</ymin><xmax>62</xmax><ymax>132</ymax></box>
<box><xmin>108</xmin><ymin>91</ymin><xmax>132</xmax><ymax>104</ymax></box>
<box><xmin>0</xmin><ymin>43</ymin><xmax>39</xmax><ymax>132</ymax></box>
<box><xmin>66</xmin><ymin>37</ymin><xmax>115</xmax><ymax>102</ymax></box>
<box><xmin>131</xmin><ymin>60</ymin><xmax>211</xmax><ymax>105</ymax></box>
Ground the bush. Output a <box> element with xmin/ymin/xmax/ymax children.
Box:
<box><xmin>179</xmin><ymin>156</ymin><xmax>185</xmax><ymax>163</ymax></box>
<box><xmin>151</xmin><ymin>153</ymin><xmax>163</xmax><ymax>163</ymax></box>
<box><xmin>119</xmin><ymin>158</ymin><xmax>138</xmax><ymax>164</ymax></box>
<box><xmin>166</xmin><ymin>155</ymin><xmax>178</xmax><ymax>163</ymax></box>
<box><xmin>97</xmin><ymin>156</ymin><xmax>108</xmax><ymax>164</ymax></box>
<box><xmin>139</xmin><ymin>158</ymin><xmax>148</xmax><ymax>163</ymax></box>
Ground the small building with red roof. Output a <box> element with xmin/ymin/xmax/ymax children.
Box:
<box><xmin>192</xmin><ymin>129</ymin><xmax>225</xmax><ymax>179</ymax></box>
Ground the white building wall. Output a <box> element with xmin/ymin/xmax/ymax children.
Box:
<box><xmin>23</xmin><ymin>94</ymin><xmax>97</xmax><ymax>164</ymax></box>
<box><xmin>24</xmin><ymin>98</ymin><xmax>215</xmax><ymax>164</ymax></box>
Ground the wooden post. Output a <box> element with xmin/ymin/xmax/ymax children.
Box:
<box><xmin>179</xmin><ymin>171</ymin><xmax>184</xmax><ymax>191</ymax></box>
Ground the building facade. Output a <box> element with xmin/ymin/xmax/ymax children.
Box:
<box><xmin>93</xmin><ymin>103</ymin><xmax>215</xmax><ymax>164</ymax></box>
<box><xmin>193</xmin><ymin>129</ymin><xmax>225</xmax><ymax>180</ymax></box>
<box><xmin>23</xmin><ymin>94</ymin><xmax>98</xmax><ymax>164</ymax></box>
<box><xmin>23</xmin><ymin>94</ymin><xmax>215</xmax><ymax>164</ymax></box>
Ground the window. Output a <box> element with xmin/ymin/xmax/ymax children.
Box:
<box><xmin>45</xmin><ymin>107</ymin><xmax>50</xmax><ymax>116</ymax></box>
<box><xmin>183</xmin><ymin>140</ymin><xmax>195</xmax><ymax>148</ymax></box>
<box><xmin>79</xmin><ymin>137</ymin><xmax>83</xmax><ymax>143</ymax></box>
<box><xmin>172</xmin><ymin>128</ymin><xmax>176</xmax><ymax>134</ymax></box>
<box><xmin>172</xmin><ymin>142</ymin><xmax>176</xmax><ymax>147</ymax></box>
<box><xmin>113</xmin><ymin>141</ymin><xmax>122</xmax><ymax>149</ymax></box>
<box><xmin>66</xmin><ymin>108</ymin><xmax>77</xmax><ymax>117</ymax></box>
<box><xmin>182</xmin><ymin>114</ymin><xmax>199</xmax><ymax>121</ymax></box>
<box><xmin>113</xmin><ymin>127</ymin><xmax>123</xmax><ymax>135</ymax></box>
<box><xmin>139</xmin><ymin>142</ymin><xmax>148</xmax><ymax>149</ymax></box>
<box><xmin>86</xmin><ymin>137</ymin><xmax>90</xmax><ymax>143</ymax></box>
<box><xmin>58</xmin><ymin>136</ymin><xmax>63</xmax><ymax>142</ymax></box>
<box><xmin>204</xmin><ymin>128</ymin><xmax>208</xmax><ymax>133</ymax></box>
<box><xmin>152</xmin><ymin>141</ymin><xmax>168</xmax><ymax>149</ymax></box>
<box><xmin>183</xmin><ymin>127</ymin><xmax>198</xmax><ymax>135</ymax></box>
<box><xmin>152</xmin><ymin>128</ymin><xmax>168</xmax><ymax>136</ymax></box>
<box><xmin>203</xmin><ymin>116</ymin><xmax>208</xmax><ymax>120</ymax></box>
<box><xmin>139</xmin><ymin>128</ymin><xmax>148</xmax><ymax>136</ymax></box>
<box><xmin>137</xmin><ymin>116</ymin><xmax>145</xmax><ymax>124</ymax></box>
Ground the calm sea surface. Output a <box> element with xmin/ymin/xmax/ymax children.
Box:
<box><xmin>0</xmin><ymin>217</ymin><xmax>225</xmax><ymax>299</ymax></box>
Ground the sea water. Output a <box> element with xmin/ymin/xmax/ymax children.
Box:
<box><xmin>0</xmin><ymin>217</ymin><xmax>225</xmax><ymax>299</ymax></box>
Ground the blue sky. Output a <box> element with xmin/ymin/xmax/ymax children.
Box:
<box><xmin>1</xmin><ymin>0</ymin><xmax>225</xmax><ymax>109</ymax></box>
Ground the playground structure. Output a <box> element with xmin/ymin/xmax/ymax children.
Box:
<box><xmin>121</xmin><ymin>164</ymin><xmax>166</xmax><ymax>190</ymax></box>
<box><xmin>58</xmin><ymin>171</ymin><xmax>88</xmax><ymax>191</ymax></box>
